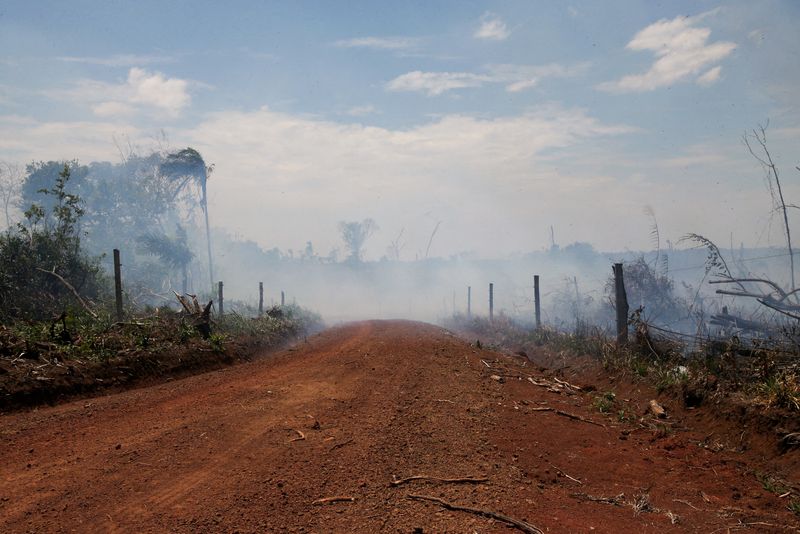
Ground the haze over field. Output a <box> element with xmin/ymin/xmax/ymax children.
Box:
<box><xmin>1</xmin><ymin>1</ymin><xmax>798</xmax><ymax>260</ymax></box>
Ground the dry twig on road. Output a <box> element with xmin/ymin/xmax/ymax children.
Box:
<box><xmin>527</xmin><ymin>406</ymin><xmax>606</xmax><ymax>428</ymax></box>
<box><xmin>551</xmin><ymin>464</ymin><xmax>582</xmax><ymax>484</ymax></box>
<box><xmin>311</xmin><ymin>496</ymin><xmax>355</xmax><ymax>505</ymax></box>
<box><xmin>390</xmin><ymin>475</ymin><xmax>488</xmax><ymax>487</ymax></box>
<box><xmin>407</xmin><ymin>494</ymin><xmax>543</xmax><ymax>534</ymax></box>
<box><xmin>289</xmin><ymin>429</ymin><xmax>305</xmax><ymax>442</ymax></box>
<box><xmin>571</xmin><ymin>492</ymin><xmax>625</xmax><ymax>506</ymax></box>
<box><xmin>328</xmin><ymin>438</ymin><xmax>353</xmax><ymax>452</ymax></box>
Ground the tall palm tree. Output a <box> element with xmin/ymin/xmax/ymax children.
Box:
<box><xmin>160</xmin><ymin>148</ymin><xmax>214</xmax><ymax>292</ymax></box>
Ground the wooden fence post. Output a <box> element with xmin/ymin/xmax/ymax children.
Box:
<box><xmin>467</xmin><ymin>286</ymin><xmax>472</xmax><ymax>319</ymax></box>
<box><xmin>113</xmin><ymin>248</ymin><xmax>123</xmax><ymax>322</ymax></box>
<box><xmin>613</xmin><ymin>263</ymin><xmax>628</xmax><ymax>344</ymax></box>
<box><xmin>489</xmin><ymin>282</ymin><xmax>494</xmax><ymax>322</ymax></box>
<box><xmin>281</xmin><ymin>290</ymin><xmax>285</xmax><ymax>306</ymax></box>
<box><xmin>218</xmin><ymin>281</ymin><xmax>224</xmax><ymax>317</ymax></box>
<box><xmin>259</xmin><ymin>282</ymin><xmax>264</xmax><ymax>316</ymax></box>
<box><xmin>534</xmin><ymin>275</ymin><xmax>541</xmax><ymax>329</ymax></box>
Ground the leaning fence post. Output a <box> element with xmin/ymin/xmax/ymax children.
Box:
<box><xmin>281</xmin><ymin>290</ymin><xmax>285</xmax><ymax>306</ymax></box>
<box><xmin>218</xmin><ymin>281</ymin><xmax>224</xmax><ymax>317</ymax></box>
<box><xmin>259</xmin><ymin>282</ymin><xmax>264</xmax><ymax>316</ymax></box>
<box><xmin>467</xmin><ymin>286</ymin><xmax>472</xmax><ymax>319</ymax></box>
<box><xmin>613</xmin><ymin>263</ymin><xmax>628</xmax><ymax>344</ymax></box>
<box><xmin>534</xmin><ymin>275</ymin><xmax>541</xmax><ymax>329</ymax></box>
<box><xmin>113</xmin><ymin>248</ymin><xmax>123</xmax><ymax>322</ymax></box>
<box><xmin>489</xmin><ymin>282</ymin><xmax>494</xmax><ymax>323</ymax></box>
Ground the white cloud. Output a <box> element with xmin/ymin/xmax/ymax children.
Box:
<box><xmin>386</xmin><ymin>71</ymin><xmax>489</xmax><ymax>96</ymax></box>
<box><xmin>43</xmin><ymin>67</ymin><xmax>191</xmax><ymax>118</ymax></box>
<box><xmin>696</xmin><ymin>65</ymin><xmax>722</xmax><ymax>86</ymax></box>
<box><xmin>126</xmin><ymin>68</ymin><xmax>190</xmax><ymax>115</ymax></box>
<box><xmin>171</xmin><ymin>105</ymin><xmax>634</xmax><ymax>256</ymax></box>
<box><xmin>91</xmin><ymin>101</ymin><xmax>137</xmax><ymax>118</ymax></box>
<box><xmin>334</xmin><ymin>37</ymin><xmax>418</xmax><ymax>50</ymax></box>
<box><xmin>343</xmin><ymin>104</ymin><xmax>378</xmax><ymax>117</ymax></box>
<box><xmin>475</xmin><ymin>12</ymin><xmax>510</xmax><ymax>41</ymax></box>
<box><xmin>387</xmin><ymin>63</ymin><xmax>588</xmax><ymax>96</ymax></box>
<box><xmin>598</xmin><ymin>11</ymin><xmax>735</xmax><ymax>93</ymax></box>
<box><xmin>56</xmin><ymin>54</ymin><xmax>174</xmax><ymax>67</ymax></box>
<box><xmin>0</xmin><ymin>115</ymin><xmax>141</xmax><ymax>162</ymax></box>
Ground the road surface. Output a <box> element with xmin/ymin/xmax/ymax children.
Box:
<box><xmin>1</xmin><ymin>321</ymin><xmax>796</xmax><ymax>532</ymax></box>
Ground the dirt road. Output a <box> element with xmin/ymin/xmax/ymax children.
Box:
<box><xmin>1</xmin><ymin>321</ymin><xmax>797</xmax><ymax>532</ymax></box>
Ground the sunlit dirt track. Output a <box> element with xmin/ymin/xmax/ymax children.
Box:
<box><xmin>1</xmin><ymin>320</ymin><xmax>797</xmax><ymax>533</ymax></box>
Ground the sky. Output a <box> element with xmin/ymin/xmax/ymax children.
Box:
<box><xmin>1</xmin><ymin>0</ymin><xmax>799</xmax><ymax>260</ymax></box>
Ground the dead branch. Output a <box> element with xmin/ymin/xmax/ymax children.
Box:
<box><xmin>714</xmin><ymin>288</ymin><xmax>773</xmax><ymax>299</ymax></box>
<box><xmin>709</xmin><ymin>278</ymin><xmax>788</xmax><ymax>299</ymax></box>
<box><xmin>173</xmin><ymin>290</ymin><xmax>194</xmax><ymax>314</ymax></box>
<box><xmin>527</xmin><ymin>376</ymin><xmax>575</xmax><ymax>395</ymax></box>
<box><xmin>35</xmin><ymin>267</ymin><xmax>98</xmax><ymax>318</ymax></box>
<box><xmin>390</xmin><ymin>475</ymin><xmax>488</xmax><ymax>487</ymax></box>
<box><xmin>744</xmin><ymin>124</ymin><xmax>795</xmax><ymax>292</ymax></box>
<box><xmin>709</xmin><ymin>311</ymin><xmax>772</xmax><ymax>332</ymax></box>
<box><xmin>407</xmin><ymin>494</ymin><xmax>543</xmax><ymax>534</ymax></box>
<box><xmin>529</xmin><ymin>405</ymin><xmax>605</xmax><ymax>427</ymax></box>
<box><xmin>552</xmin><ymin>376</ymin><xmax>582</xmax><ymax>391</ymax></box>
<box><xmin>424</xmin><ymin>220</ymin><xmax>441</xmax><ymax>259</ymax></box>
<box><xmin>571</xmin><ymin>492</ymin><xmax>625</xmax><ymax>506</ymax></box>
<box><xmin>312</xmin><ymin>496</ymin><xmax>354</xmax><ymax>505</ymax></box>
<box><xmin>554</xmin><ymin>409</ymin><xmax>606</xmax><ymax>428</ymax></box>
<box><xmin>289</xmin><ymin>429</ymin><xmax>305</xmax><ymax>442</ymax></box>
<box><xmin>328</xmin><ymin>438</ymin><xmax>354</xmax><ymax>452</ymax></box>
<box><xmin>747</xmin><ymin>298</ymin><xmax>800</xmax><ymax>321</ymax></box>
<box><xmin>551</xmin><ymin>464</ymin><xmax>582</xmax><ymax>484</ymax></box>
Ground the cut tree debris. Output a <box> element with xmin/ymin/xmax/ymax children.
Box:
<box><xmin>173</xmin><ymin>291</ymin><xmax>213</xmax><ymax>339</ymax></box>
<box><xmin>527</xmin><ymin>376</ymin><xmax>577</xmax><ymax>395</ymax></box>
<box><xmin>407</xmin><ymin>494</ymin><xmax>543</xmax><ymax>534</ymax></box>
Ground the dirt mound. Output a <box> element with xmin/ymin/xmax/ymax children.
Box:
<box><xmin>1</xmin><ymin>321</ymin><xmax>797</xmax><ymax>532</ymax></box>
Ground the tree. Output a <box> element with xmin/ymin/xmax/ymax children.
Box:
<box><xmin>0</xmin><ymin>164</ymin><xmax>105</xmax><ymax>321</ymax></box>
<box><xmin>0</xmin><ymin>161</ymin><xmax>23</xmax><ymax>229</ymax></box>
<box><xmin>21</xmin><ymin>160</ymin><xmax>90</xmax><ymax>231</ymax></box>
<box><xmin>137</xmin><ymin>225</ymin><xmax>194</xmax><ymax>293</ymax></box>
<box><xmin>681</xmin><ymin>125</ymin><xmax>800</xmax><ymax>322</ymax></box>
<box><xmin>160</xmin><ymin>148</ymin><xmax>214</xmax><ymax>291</ymax></box>
<box><xmin>338</xmin><ymin>219</ymin><xmax>378</xmax><ymax>263</ymax></box>
<box><xmin>744</xmin><ymin>123</ymin><xmax>795</xmax><ymax>290</ymax></box>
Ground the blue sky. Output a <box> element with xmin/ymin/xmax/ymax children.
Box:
<box><xmin>1</xmin><ymin>1</ymin><xmax>799</xmax><ymax>258</ymax></box>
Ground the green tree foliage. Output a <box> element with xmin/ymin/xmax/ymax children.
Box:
<box><xmin>0</xmin><ymin>164</ymin><xmax>105</xmax><ymax>322</ymax></box>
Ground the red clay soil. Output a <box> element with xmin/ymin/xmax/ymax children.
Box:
<box><xmin>1</xmin><ymin>320</ymin><xmax>798</xmax><ymax>533</ymax></box>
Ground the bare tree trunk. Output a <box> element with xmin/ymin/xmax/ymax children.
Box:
<box><xmin>202</xmin><ymin>185</ymin><xmax>214</xmax><ymax>293</ymax></box>
<box><xmin>745</xmin><ymin>125</ymin><xmax>795</xmax><ymax>291</ymax></box>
